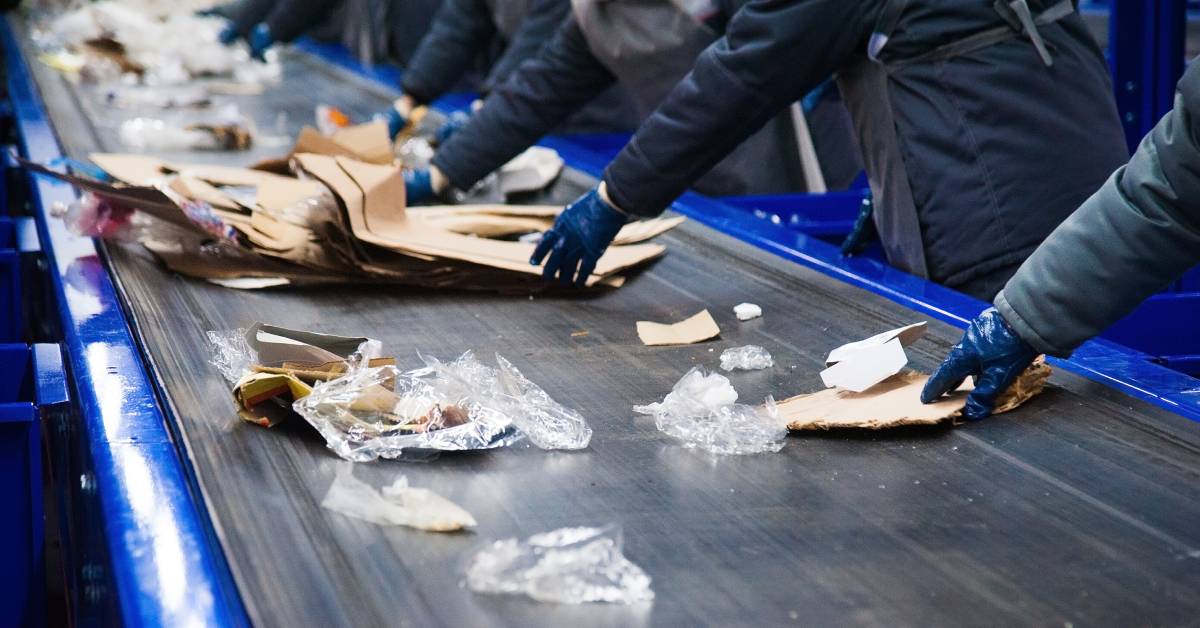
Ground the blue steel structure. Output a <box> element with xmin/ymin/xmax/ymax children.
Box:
<box><xmin>1</xmin><ymin>1</ymin><xmax>1197</xmax><ymax>625</ymax></box>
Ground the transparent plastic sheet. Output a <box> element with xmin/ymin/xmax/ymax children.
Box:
<box><xmin>465</xmin><ymin>526</ymin><xmax>654</xmax><ymax>604</ymax></box>
<box><xmin>719</xmin><ymin>345</ymin><xmax>774</xmax><ymax>371</ymax></box>
<box><xmin>206</xmin><ymin>327</ymin><xmax>254</xmax><ymax>384</ymax></box>
<box><xmin>397</xmin><ymin>136</ymin><xmax>435</xmax><ymax>170</ymax></box>
<box><xmin>119</xmin><ymin>105</ymin><xmax>254</xmax><ymax>151</ymax></box>
<box><xmin>292</xmin><ymin>352</ymin><xmax>592</xmax><ymax>462</ymax></box>
<box><xmin>633</xmin><ymin>367</ymin><xmax>787</xmax><ymax>455</ymax></box>
<box><xmin>321</xmin><ymin>464</ymin><xmax>476</xmax><ymax>532</ymax></box>
<box><xmin>49</xmin><ymin>192</ymin><xmax>141</xmax><ymax>241</ymax></box>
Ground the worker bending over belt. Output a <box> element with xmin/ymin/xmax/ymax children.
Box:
<box><xmin>530</xmin><ymin>0</ymin><xmax>1129</xmax><ymax>296</ymax></box>
<box><xmin>404</xmin><ymin>0</ymin><xmax>862</xmax><ymax>208</ymax></box>
<box><xmin>214</xmin><ymin>0</ymin><xmax>436</xmax><ymax>65</ymax></box>
<box><xmin>381</xmin><ymin>0</ymin><xmax>637</xmax><ymax>140</ymax></box>
<box><xmin>923</xmin><ymin>60</ymin><xmax>1200</xmax><ymax>419</ymax></box>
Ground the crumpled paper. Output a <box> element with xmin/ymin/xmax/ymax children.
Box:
<box><xmin>465</xmin><ymin>526</ymin><xmax>654</xmax><ymax>604</ymax></box>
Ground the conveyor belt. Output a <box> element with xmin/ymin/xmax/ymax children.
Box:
<box><xmin>20</xmin><ymin>31</ymin><xmax>1200</xmax><ymax>626</ymax></box>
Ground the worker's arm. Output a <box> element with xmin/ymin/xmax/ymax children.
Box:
<box><xmin>996</xmin><ymin>61</ymin><xmax>1200</xmax><ymax>357</ymax></box>
<box><xmin>601</xmin><ymin>0</ymin><xmax>868</xmax><ymax>216</ymax></box>
<box><xmin>922</xmin><ymin>62</ymin><xmax>1200</xmax><ymax>420</ymax></box>
<box><xmin>401</xmin><ymin>0</ymin><xmax>502</xmax><ymax>105</ymax></box>
<box><xmin>480</xmin><ymin>0</ymin><xmax>571</xmax><ymax>93</ymax></box>
<box><xmin>263</xmin><ymin>0</ymin><xmax>341</xmax><ymax>43</ymax></box>
<box><xmin>429</xmin><ymin>15</ymin><xmax>617</xmax><ymax>191</ymax></box>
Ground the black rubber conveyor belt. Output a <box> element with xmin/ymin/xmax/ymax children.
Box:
<box><xmin>18</xmin><ymin>25</ymin><xmax>1200</xmax><ymax>626</ymax></box>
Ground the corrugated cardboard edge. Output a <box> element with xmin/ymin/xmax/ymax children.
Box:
<box><xmin>636</xmin><ymin>309</ymin><xmax>721</xmax><ymax>346</ymax></box>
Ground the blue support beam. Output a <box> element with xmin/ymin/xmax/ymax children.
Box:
<box><xmin>1110</xmin><ymin>0</ymin><xmax>1187</xmax><ymax>151</ymax></box>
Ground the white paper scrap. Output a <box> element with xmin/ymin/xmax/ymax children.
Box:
<box><xmin>734</xmin><ymin>303</ymin><xmax>762</xmax><ymax>321</ymax></box>
<box><xmin>819</xmin><ymin>338</ymin><xmax>908</xmax><ymax>393</ymax></box>
<box><xmin>825</xmin><ymin>322</ymin><xmax>926</xmax><ymax>366</ymax></box>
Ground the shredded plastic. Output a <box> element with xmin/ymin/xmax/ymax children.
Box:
<box><xmin>206</xmin><ymin>328</ymin><xmax>255</xmax><ymax>384</ymax></box>
<box><xmin>321</xmin><ymin>464</ymin><xmax>476</xmax><ymax>532</ymax></box>
<box><xmin>293</xmin><ymin>352</ymin><xmax>592</xmax><ymax>462</ymax></box>
<box><xmin>633</xmin><ymin>367</ymin><xmax>786</xmax><ymax>455</ymax></box>
<box><xmin>465</xmin><ymin>526</ymin><xmax>654</xmax><ymax>605</ymax></box>
<box><xmin>719</xmin><ymin>345</ymin><xmax>774</xmax><ymax>372</ymax></box>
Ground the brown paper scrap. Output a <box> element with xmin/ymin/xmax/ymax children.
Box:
<box><xmin>637</xmin><ymin>310</ymin><xmax>721</xmax><ymax>346</ymax></box>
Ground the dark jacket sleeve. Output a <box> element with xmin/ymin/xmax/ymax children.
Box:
<box><xmin>227</xmin><ymin>0</ymin><xmax>277</xmax><ymax>36</ymax></box>
<box><xmin>431</xmin><ymin>15</ymin><xmax>617</xmax><ymax>190</ymax></box>
<box><xmin>602</xmin><ymin>0</ymin><xmax>869</xmax><ymax>216</ymax></box>
<box><xmin>995</xmin><ymin>63</ymin><xmax>1200</xmax><ymax>357</ymax></box>
<box><xmin>265</xmin><ymin>0</ymin><xmax>341</xmax><ymax>42</ymax></box>
<box><xmin>400</xmin><ymin>0</ymin><xmax>500</xmax><ymax>104</ymax></box>
<box><xmin>480</xmin><ymin>0</ymin><xmax>570</xmax><ymax>93</ymax></box>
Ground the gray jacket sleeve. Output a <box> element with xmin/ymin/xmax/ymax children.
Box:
<box><xmin>430</xmin><ymin>15</ymin><xmax>616</xmax><ymax>190</ymax></box>
<box><xmin>400</xmin><ymin>0</ymin><xmax>499</xmax><ymax>104</ymax></box>
<box><xmin>996</xmin><ymin>62</ymin><xmax>1200</xmax><ymax>357</ymax></box>
<box><xmin>480</xmin><ymin>0</ymin><xmax>570</xmax><ymax>93</ymax></box>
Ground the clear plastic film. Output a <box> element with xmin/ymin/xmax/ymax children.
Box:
<box><xmin>465</xmin><ymin>526</ymin><xmax>654</xmax><ymax>604</ymax></box>
<box><xmin>205</xmin><ymin>327</ymin><xmax>255</xmax><ymax>384</ymax></box>
<box><xmin>719</xmin><ymin>345</ymin><xmax>774</xmax><ymax>372</ymax></box>
<box><xmin>119</xmin><ymin>105</ymin><xmax>254</xmax><ymax>151</ymax></box>
<box><xmin>633</xmin><ymin>367</ymin><xmax>786</xmax><ymax>455</ymax></box>
<box><xmin>292</xmin><ymin>352</ymin><xmax>592</xmax><ymax>462</ymax></box>
<box><xmin>321</xmin><ymin>464</ymin><xmax>476</xmax><ymax>532</ymax></box>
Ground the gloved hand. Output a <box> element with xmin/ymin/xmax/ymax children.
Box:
<box><xmin>404</xmin><ymin>168</ymin><xmax>434</xmax><ymax>205</ymax></box>
<box><xmin>217</xmin><ymin>22</ymin><xmax>240</xmax><ymax>45</ymax></box>
<box><xmin>920</xmin><ymin>307</ymin><xmax>1039</xmax><ymax>420</ymax></box>
<box><xmin>382</xmin><ymin>106</ymin><xmax>408</xmax><ymax>139</ymax></box>
<box><xmin>434</xmin><ymin>111</ymin><xmax>471</xmax><ymax>145</ymax></box>
<box><xmin>247</xmin><ymin>23</ymin><xmax>274</xmax><ymax>61</ymax></box>
<box><xmin>530</xmin><ymin>186</ymin><xmax>627</xmax><ymax>288</ymax></box>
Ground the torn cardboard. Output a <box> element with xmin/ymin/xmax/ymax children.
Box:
<box><xmin>498</xmin><ymin>146</ymin><xmax>564</xmax><ymax>195</ymax></box>
<box><xmin>781</xmin><ymin>359</ymin><xmax>1052</xmax><ymax>430</ymax></box>
<box><xmin>637</xmin><ymin>310</ymin><xmax>721</xmax><ymax>346</ymax></box>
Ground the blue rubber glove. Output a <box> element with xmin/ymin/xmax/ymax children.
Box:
<box><xmin>217</xmin><ymin>23</ymin><xmax>240</xmax><ymax>45</ymax></box>
<box><xmin>383</xmin><ymin>106</ymin><xmax>408</xmax><ymax>140</ymax></box>
<box><xmin>404</xmin><ymin>169</ymin><xmax>434</xmax><ymax>205</ymax></box>
<box><xmin>247</xmin><ymin>23</ymin><xmax>274</xmax><ymax>61</ymax></box>
<box><xmin>920</xmin><ymin>307</ymin><xmax>1039</xmax><ymax>420</ymax></box>
<box><xmin>435</xmin><ymin>111</ymin><xmax>471</xmax><ymax>145</ymax></box>
<box><xmin>530</xmin><ymin>187</ymin><xmax>627</xmax><ymax>288</ymax></box>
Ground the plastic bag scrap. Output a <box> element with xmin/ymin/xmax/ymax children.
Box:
<box><xmin>119</xmin><ymin>116</ymin><xmax>253</xmax><ymax>151</ymax></box>
<box><xmin>321</xmin><ymin>464</ymin><xmax>476</xmax><ymax>532</ymax></box>
<box><xmin>719</xmin><ymin>345</ymin><xmax>774</xmax><ymax>372</ymax></box>
<box><xmin>465</xmin><ymin>526</ymin><xmax>654</xmax><ymax>605</ymax></box>
<box><xmin>207</xmin><ymin>327</ymin><xmax>256</xmax><ymax>384</ymax></box>
<box><xmin>633</xmin><ymin>367</ymin><xmax>786</xmax><ymax>455</ymax></box>
<box><xmin>50</xmin><ymin>193</ymin><xmax>140</xmax><ymax>240</ymax></box>
<box><xmin>293</xmin><ymin>352</ymin><xmax>592</xmax><ymax>462</ymax></box>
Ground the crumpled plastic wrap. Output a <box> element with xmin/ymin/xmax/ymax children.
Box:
<box><xmin>50</xmin><ymin>193</ymin><xmax>140</xmax><ymax>240</ymax></box>
<box><xmin>293</xmin><ymin>352</ymin><xmax>592</xmax><ymax>462</ymax></box>
<box><xmin>719</xmin><ymin>345</ymin><xmax>774</xmax><ymax>372</ymax></box>
<box><xmin>206</xmin><ymin>327</ymin><xmax>256</xmax><ymax>384</ymax></box>
<box><xmin>633</xmin><ymin>367</ymin><xmax>786</xmax><ymax>455</ymax></box>
<box><xmin>465</xmin><ymin>526</ymin><xmax>654</xmax><ymax>604</ymax></box>
<box><xmin>119</xmin><ymin>105</ymin><xmax>254</xmax><ymax>151</ymax></box>
<box><xmin>321</xmin><ymin>464</ymin><xmax>476</xmax><ymax>532</ymax></box>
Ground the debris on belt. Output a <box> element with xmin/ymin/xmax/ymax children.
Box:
<box><xmin>733</xmin><ymin>302</ymin><xmax>762</xmax><ymax>321</ymax></box>
<box><xmin>23</xmin><ymin>121</ymin><xmax>682</xmax><ymax>292</ymax></box>
<box><xmin>634</xmin><ymin>367</ymin><xmax>786</xmax><ymax>455</ymax></box>
<box><xmin>118</xmin><ymin>105</ymin><xmax>255</xmax><ymax>152</ymax></box>
<box><xmin>465</xmin><ymin>526</ymin><xmax>654</xmax><ymax>604</ymax></box>
<box><xmin>778</xmin><ymin>322</ymin><xmax>1051</xmax><ymax>430</ymax></box>
<box><xmin>321</xmin><ymin>464</ymin><xmax>476</xmax><ymax>532</ymax></box>
<box><xmin>720</xmin><ymin>345</ymin><xmax>773</xmax><ymax>371</ymax></box>
<box><xmin>36</xmin><ymin>1</ymin><xmax>279</xmax><ymax>86</ymax></box>
<box><xmin>636</xmin><ymin>309</ymin><xmax>721</xmax><ymax>346</ymax></box>
<box><xmin>207</xmin><ymin>322</ymin><xmax>593</xmax><ymax>460</ymax></box>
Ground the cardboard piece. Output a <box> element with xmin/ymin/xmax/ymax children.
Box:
<box><xmin>292</xmin><ymin>121</ymin><xmax>394</xmax><ymax>165</ymax></box>
<box><xmin>637</xmin><ymin>310</ymin><xmax>721</xmax><ymax>346</ymax></box>
<box><xmin>826</xmin><ymin>322</ymin><xmax>927</xmax><ymax>366</ymax></box>
<box><xmin>781</xmin><ymin>358</ymin><xmax>1052</xmax><ymax>430</ymax></box>
<box><xmin>819</xmin><ymin>338</ymin><xmax>908</xmax><ymax>393</ymax></box>
<box><xmin>245</xmin><ymin>322</ymin><xmax>372</xmax><ymax>367</ymax></box>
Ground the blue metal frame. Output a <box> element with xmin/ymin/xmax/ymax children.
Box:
<box><xmin>1</xmin><ymin>20</ymin><xmax>248</xmax><ymax>628</ymax></box>
<box><xmin>298</xmin><ymin>40</ymin><xmax>1200</xmax><ymax>423</ymax></box>
<box><xmin>1108</xmin><ymin>0</ymin><xmax>1187</xmax><ymax>152</ymax></box>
